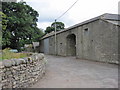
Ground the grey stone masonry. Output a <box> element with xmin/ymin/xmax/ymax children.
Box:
<box><xmin>0</xmin><ymin>53</ymin><xmax>46</xmax><ymax>89</ymax></box>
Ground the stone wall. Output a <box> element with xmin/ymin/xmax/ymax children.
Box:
<box><xmin>40</xmin><ymin>19</ymin><xmax>118</xmax><ymax>64</ymax></box>
<box><xmin>0</xmin><ymin>53</ymin><xmax>46</xmax><ymax>88</ymax></box>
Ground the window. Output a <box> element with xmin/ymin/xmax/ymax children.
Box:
<box><xmin>84</xmin><ymin>28</ymin><xmax>88</xmax><ymax>31</ymax></box>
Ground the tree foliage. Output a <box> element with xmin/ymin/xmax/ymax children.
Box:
<box><xmin>0</xmin><ymin>12</ymin><xmax>8</xmax><ymax>30</ymax></box>
<box><xmin>45</xmin><ymin>22</ymin><xmax>65</xmax><ymax>34</ymax></box>
<box><xmin>0</xmin><ymin>12</ymin><xmax>8</xmax><ymax>47</ymax></box>
<box><xmin>45</xmin><ymin>26</ymin><xmax>54</xmax><ymax>34</ymax></box>
<box><xmin>2</xmin><ymin>2</ymin><xmax>44</xmax><ymax>51</ymax></box>
<box><xmin>51</xmin><ymin>22</ymin><xmax>65</xmax><ymax>30</ymax></box>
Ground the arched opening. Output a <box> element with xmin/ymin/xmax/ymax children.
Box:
<box><xmin>66</xmin><ymin>34</ymin><xmax>76</xmax><ymax>56</ymax></box>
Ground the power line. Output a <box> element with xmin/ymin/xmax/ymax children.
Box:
<box><xmin>54</xmin><ymin>0</ymin><xmax>79</xmax><ymax>55</ymax></box>
<box><xmin>56</xmin><ymin>0</ymin><xmax>79</xmax><ymax>20</ymax></box>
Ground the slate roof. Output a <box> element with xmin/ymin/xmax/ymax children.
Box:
<box><xmin>41</xmin><ymin>13</ymin><xmax>120</xmax><ymax>40</ymax></box>
<box><xmin>101</xmin><ymin>13</ymin><xmax>120</xmax><ymax>20</ymax></box>
<box><xmin>105</xmin><ymin>20</ymin><xmax>120</xmax><ymax>26</ymax></box>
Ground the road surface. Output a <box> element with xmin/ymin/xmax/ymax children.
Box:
<box><xmin>31</xmin><ymin>55</ymin><xmax>118</xmax><ymax>88</ymax></box>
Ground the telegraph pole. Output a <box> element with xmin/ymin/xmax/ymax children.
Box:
<box><xmin>54</xmin><ymin>0</ymin><xmax>79</xmax><ymax>55</ymax></box>
<box><xmin>55</xmin><ymin>19</ymin><xmax>57</xmax><ymax>55</ymax></box>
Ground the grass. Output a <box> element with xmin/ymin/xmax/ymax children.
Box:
<box><xmin>0</xmin><ymin>48</ymin><xmax>32</xmax><ymax>61</ymax></box>
<box><xmin>0</xmin><ymin>52</ymin><xmax>1</xmax><ymax>61</ymax></box>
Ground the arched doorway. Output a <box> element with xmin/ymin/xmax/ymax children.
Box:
<box><xmin>66</xmin><ymin>34</ymin><xmax>76</xmax><ymax>56</ymax></box>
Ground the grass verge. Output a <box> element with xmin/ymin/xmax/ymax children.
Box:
<box><xmin>0</xmin><ymin>48</ymin><xmax>32</xmax><ymax>61</ymax></box>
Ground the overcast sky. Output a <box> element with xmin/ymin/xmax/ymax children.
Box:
<box><xmin>20</xmin><ymin>0</ymin><xmax>119</xmax><ymax>30</ymax></box>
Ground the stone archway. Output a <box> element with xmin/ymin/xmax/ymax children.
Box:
<box><xmin>66</xmin><ymin>34</ymin><xmax>76</xmax><ymax>56</ymax></box>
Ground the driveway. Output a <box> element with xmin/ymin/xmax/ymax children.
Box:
<box><xmin>31</xmin><ymin>55</ymin><xmax>118</xmax><ymax>88</ymax></box>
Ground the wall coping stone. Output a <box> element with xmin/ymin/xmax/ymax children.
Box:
<box><xmin>0</xmin><ymin>53</ymin><xmax>46</xmax><ymax>88</ymax></box>
<box><xmin>1</xmin><ymin>53</ymin><xmax>45</xmax><ymax>68</ymax></box>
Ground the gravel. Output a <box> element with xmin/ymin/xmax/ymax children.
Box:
<box><xmin>31</xmin><ymin>55</ymin><xmax>118</xmax><ymax>88</ymax></box>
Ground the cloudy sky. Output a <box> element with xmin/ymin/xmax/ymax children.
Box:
<box><xmin>20</xmin><ymin>0</ymin><xmax>119</xmax><ymax>30</ymax></box>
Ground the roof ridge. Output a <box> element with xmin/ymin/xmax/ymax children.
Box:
<box><xmin>40</xmin><ymin>13</ymin><xmax>120</xmax><ymax>40</ymax></box>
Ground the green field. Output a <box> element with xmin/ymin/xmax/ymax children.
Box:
<box><xmin>0</xmin><ymin>48</ymin><xmax>31</xmax><ymax>61</ymax></box>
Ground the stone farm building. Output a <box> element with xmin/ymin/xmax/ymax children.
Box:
<box><xmin>39</xmin><ymin>13</ymin><xmax>120</xmax><ymax>64</ymax></box>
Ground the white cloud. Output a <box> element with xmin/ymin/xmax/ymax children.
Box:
<box><xmin>23</xmin><ymin>0</ymin><xmax>119</xmax><ymax>30</ymax></box>
<box><xmin>37</xmin><ymin>22</ymin><xmax>52</xmax><ymax>30</ymax></box>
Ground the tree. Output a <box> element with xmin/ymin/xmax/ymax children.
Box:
<box><xmin>0</xmin><ymin>12</ymin><xmax>10</xmax><ymax>48</ymax></box>
<box><xmin>45</xmin><ymin>22</ymin><xmax>65</xmax><ymax>34</ymax></box>
<box><xmin>45</xmin><ymin>26</ymin><xmax>54</xmax><ymax>34</ymax></box>
<box><xmin>0</xmin><ymin>12</ymin><xmax>8</xmax><ymax>30</ymax></box>
<box><xmin>2</xmin><ymin>2</ymin><xmax>44</xmax><ymax>51</ymax></box>
<box><xmin>51</xmin><ymin>22</ymin><xmax>65</xmax><ymax>31</ymax></box>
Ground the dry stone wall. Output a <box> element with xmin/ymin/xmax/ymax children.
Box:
<box><xmin>0</xmin><ymin>53</ymin><xmax>46</xmax><ymax>89</ymax></box>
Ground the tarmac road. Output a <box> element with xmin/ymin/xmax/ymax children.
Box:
<box><xmin>31</xmin><ymin>55</ymin><xmax>118</xmax><ymax>88</ymax></box>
